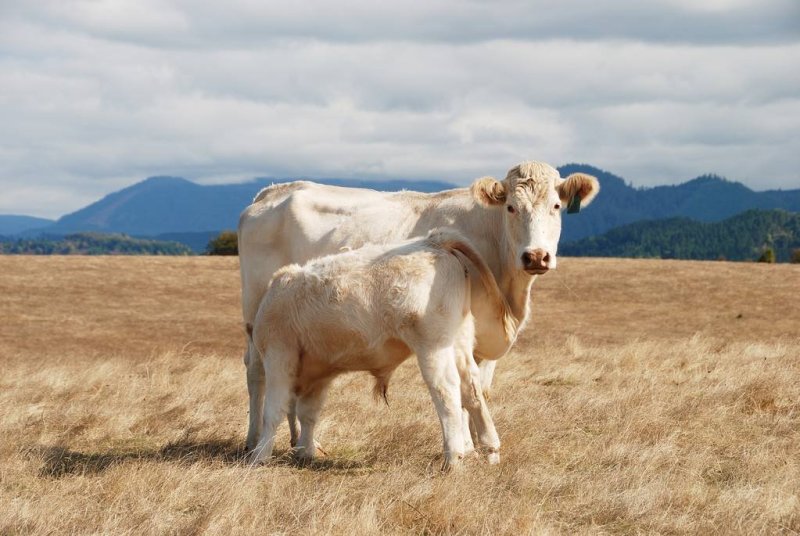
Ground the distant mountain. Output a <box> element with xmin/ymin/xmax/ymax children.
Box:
<box><xmin>561</xmin><ymin>209</ymin><xmax>800</xmax><ymax>262</ymax></box>
<box><xmin>49</xmin><ymin>176</ymin><xmax>254</xmax><ymax>236</ymax></box>
<box><xmin>0</xmin><ymin>215</ymin><xmax>54</xmax><ymax>235</ymax></box>
<box><xmin>40</xmin><ymin>176</ymin><xmax>459</xmax><ymax>238</ymax></box>
<box><xmin>558</xmin><ymin>164</ymin><xmax>800</xmax><ymax>242</ymax></box>
<box><xmin>0</xmin><ymin>232</ymin><xmax>193</xmax><ymax>255</ymax></box>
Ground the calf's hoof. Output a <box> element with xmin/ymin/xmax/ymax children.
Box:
<box><xmin>246</xmin><ymin>441</ymin><xmax>276</xmax><ymax>466</ymax></box>
<box><xmin>486</xmin><ymin>451</ymin><xmax>500</xmax><ymax>465</ymax></box>
<box><xmin>246</xmin><ymin>450</ymin><xmax>268</xmax><ymax>466</ymax></box>
<box><xmin>292</xmin><ymin>447</ymin><xmax>315</xmax><ymax>463</ymax></box>
<box><xmin>441</xmin><ymin>452</ymin><xmax>465</xmax><ymax>472</ymax></box>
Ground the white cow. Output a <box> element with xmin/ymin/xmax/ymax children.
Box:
<box><xmin>238</xmin><ymin>161</ymin><xmax>599</xmax><ymax>451</ymax></box>
<box><xmin>247</xmin><ymin>228</ymin><xmax>516</xmax><ymax>468</ymax></box>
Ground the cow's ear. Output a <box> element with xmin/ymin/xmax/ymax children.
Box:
<box><xmin>471</xmin><ymin>176</ymin><xmax>507</xmax><ymax>206</ymax></box>
<box><xmin>556</xmin><ymin>173</ymin><xmax>600</xmax><ymax>208</ymax></box>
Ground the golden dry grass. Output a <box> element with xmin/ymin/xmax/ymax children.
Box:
<box><xmin>1</xmin><ymin>256</ymin><xmax>798</xmax><ymax>534</ymax></box>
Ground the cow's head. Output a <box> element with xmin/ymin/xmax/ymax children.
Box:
<box><xmin>471</xmin><ymin>161</ymin><xmax>599</xmax><ymax>275</ymax></box>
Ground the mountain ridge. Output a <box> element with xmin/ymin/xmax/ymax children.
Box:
<box><xmin>5</xmin><ymin>165</ymin><xmax>799</xmax><ymax>250</ymax></box>
<box><xmin>0</xmin><ymin>215</ymin><xmax>55</xmax><ymax>235</ymax></box>
<box><xmin>557</xmin><ymin>164</ymin><xmax>800</xmax><ymax>242</ymax></box>
<box><xmin>45</xmin><ymin>176</ymin><xmax>460</xmax><ymax>237</ymax></box>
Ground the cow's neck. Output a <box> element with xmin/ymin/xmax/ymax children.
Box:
<box><xmin>501</xmin><ymin>270</ymin><xmax>535</xmax><ymax>330</ymax></box>
<box><xmin>415</xmin><ymin>189</ymin><xmax>536</xmax><ymax>330</ymax></box>
<box><xmin>455</xmin><ymin>198</ymin><xmax>534</xmax><ymax>330</ymax></box>
<box><xmin>492</xmin><ymin>213</ymin><xmax>535</xmax><ymax>330</ymax></box>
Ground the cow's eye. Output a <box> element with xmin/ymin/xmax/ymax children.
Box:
<box><xmin>507</xmin><ymin>205</ymin><xmax>516</xmax><ymax>214</ymax></box>
<box><xmin>554</xmin><ymin>203</ymin><xmax>561</xmax><ymax>210</ymax></box>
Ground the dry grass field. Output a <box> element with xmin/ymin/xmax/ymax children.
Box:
<box><xmin>1</xmin><ymin>255</ymin><xmax>798</xmax><ymax>535</ymax></box>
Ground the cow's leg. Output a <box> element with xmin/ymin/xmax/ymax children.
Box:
<box><xmin>245</xmin><ymin>342</ymin><xmax>265</xmax><ymax>451</ymax></box>
<box><xmin>249</xmin><ymin>343</ymin><xmax>297</xmax><ymax>465</ymax></box>
<box><xmin>294</xmin><ymin>380</ymin><xmax>332</xmax><ymax>462</ymax></box>
<box><xmin>477</xmin><ymin>359</ymin><xmax>497</xmax><ymax>401</ymax></box>
<box><xmin>461</xmin><ymin>408</ymin><xmax>475</xmax><ymax>454</ymax></box>
<box><xmin>287</xmin><ymin>396</ymin><xmax>299</xmax><ymax>447</ymax></box>
<box><xmin>456</xmin><ymin>352</ymin><xmax>501</xmax><ymax>464</ymax></box>
<box><xmin>416</xmin><ymin>346</ymin><xmax>465</xmax><ymax>470</ymax></box>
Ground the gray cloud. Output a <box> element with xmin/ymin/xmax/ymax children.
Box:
<box><xmin>0</xmin><ymin>1</ymin><xmax>798</xmax><ymax>218</ymax></box>
<box><xmin>7</xmin><ymin>0</ymin><xmax>800</xmax><ymax>47</ymax></box>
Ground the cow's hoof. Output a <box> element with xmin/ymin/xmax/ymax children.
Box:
<box><xmin>486</xmin><ymin>451</ymin><xmax>500</xmax><ymax>465</ymax></box>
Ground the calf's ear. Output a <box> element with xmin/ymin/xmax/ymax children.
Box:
<box><xmin>556</xmin><ymin>173</ymin><xmax>600</xmax><ymax>209</ymax></box>
<box><xmin>471</xmin><ymin>176</ymin><xmax>507</xmax><ymax>206</ymax></box>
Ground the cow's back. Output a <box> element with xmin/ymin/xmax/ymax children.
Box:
<box><xmin>239</xmin><ymin>181</ymin><xmax>313</xmax><ymax>324</ymax></box>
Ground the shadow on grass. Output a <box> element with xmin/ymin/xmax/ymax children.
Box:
<box><xmin>266</xmin><ymin>448</ymin><xmax>371</xmax><ymax>473</ymax></box>
<box><xmin>28</xmin><ymin>439</ymin><xmax>371</xmax><ymax>478</ymax></box>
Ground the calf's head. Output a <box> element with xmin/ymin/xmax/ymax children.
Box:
<box><xmin>471</xmin><ymin>161</ymin><xmax>599</xmax><ymax>275</ymax></box>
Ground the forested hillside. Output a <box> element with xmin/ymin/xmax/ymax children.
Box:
<box><xmin>561</xmin><ymin>209</ymin><xmax>800</xmax><ymax>262</ymax></box>
<box><xmin>0</xmin><ymin>233</ymin><xmax>193</xmax><ymax>255</ymax></box>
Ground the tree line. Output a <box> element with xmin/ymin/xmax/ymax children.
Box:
<box><xmin>561</xmin><ymin>209</ymin><xmax>800</xmax><ymax>262</ymax></box>
<box><xmin>0</xmin><ymin>233</ymin><xmax>193</xmax><ymax>255</ymax></box>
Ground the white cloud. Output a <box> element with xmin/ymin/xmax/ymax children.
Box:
<box><xmin>0</xmin><ymin>1</ymin><xmax>798</xmax><ymax>218</ymax></box>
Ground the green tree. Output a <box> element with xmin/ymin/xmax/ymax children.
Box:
<box><xmin>757</xmin><ymin>247</ymin><xmax>775</xmax><ymax>263</ymax></box>
<box><xmin>207</xmin><ymin>230</ymin><xmax>238</xmax><ymax>256</ymax></box>
<box><xmin>791</xmin><ymin>249</ymin><xmax>800</xmax><ymax>264</ymax></box>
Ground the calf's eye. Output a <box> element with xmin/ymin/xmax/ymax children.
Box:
<box><xmin>554</xmin><ymin>203</ymin><xmax>561</xmax><ymax>210</ymax></box>
<box><xmin>507</xmin><ymin>205</ymin><xmax>516</xmax><ymax>214</ymax></box>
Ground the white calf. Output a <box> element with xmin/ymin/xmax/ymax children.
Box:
<box><xmin>248</xmin><ymin>229</ymin><xmax>516</xmax><ymax>469</ymax></box>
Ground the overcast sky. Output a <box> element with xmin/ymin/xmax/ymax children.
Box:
<box><xmin>1</xmin><ymin>0</ymin><xmax>799</xmax><ymax>219</ymax></box>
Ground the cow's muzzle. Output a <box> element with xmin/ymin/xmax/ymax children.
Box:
<box><xmin>522</xmin><ymin>249</ymin><xmax>551</xmax><ymax>274</ymax></box>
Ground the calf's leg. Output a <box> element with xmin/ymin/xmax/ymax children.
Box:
<box><xmin>294</xmin><ymin>380</ymin><xmax>332</xmax><ymax>461</ymax></box>
<box><xmin>245</xmin><ymin>343</ymin><xmax>265</xmax><ymax>451</ymax></box>
<box><xmin>456</xmin><ymin>350</ymin><xmax>501</xmax><ymax>464</ymax></box>
<box><xmin>416</xmin><ymin>346</ymin><xmax>465</xmax><ymax>470</ymax></box>
<box><xmin>249</xmin><ymin>343</ymin><xmax>297</xmax><ymax>465</ymax></box>
<box><xmin>246</xmin><ymin>340</ymin><xmax>300</xmax><ymax>450</ymax></box>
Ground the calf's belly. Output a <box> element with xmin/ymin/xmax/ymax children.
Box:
<box><xmin>293</xmin><ymin>337</ymin><xmax>412</xmax><ymax>397</ymax></box>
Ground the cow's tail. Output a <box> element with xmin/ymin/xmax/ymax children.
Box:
<box><xmin>426</xmin><ymin>229</ymin><xmax>518</xmax><ymax>345</ymax></box>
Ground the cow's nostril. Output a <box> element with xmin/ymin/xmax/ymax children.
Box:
<box><xmin>523</xmin><ymin>249</ymin><xmax>550</xmax><ymax>271</ymax></box>
<box><xmin>521</xmin><ymin>252</ymin><xmax>533</xmax><ymax>267</ymax></box>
